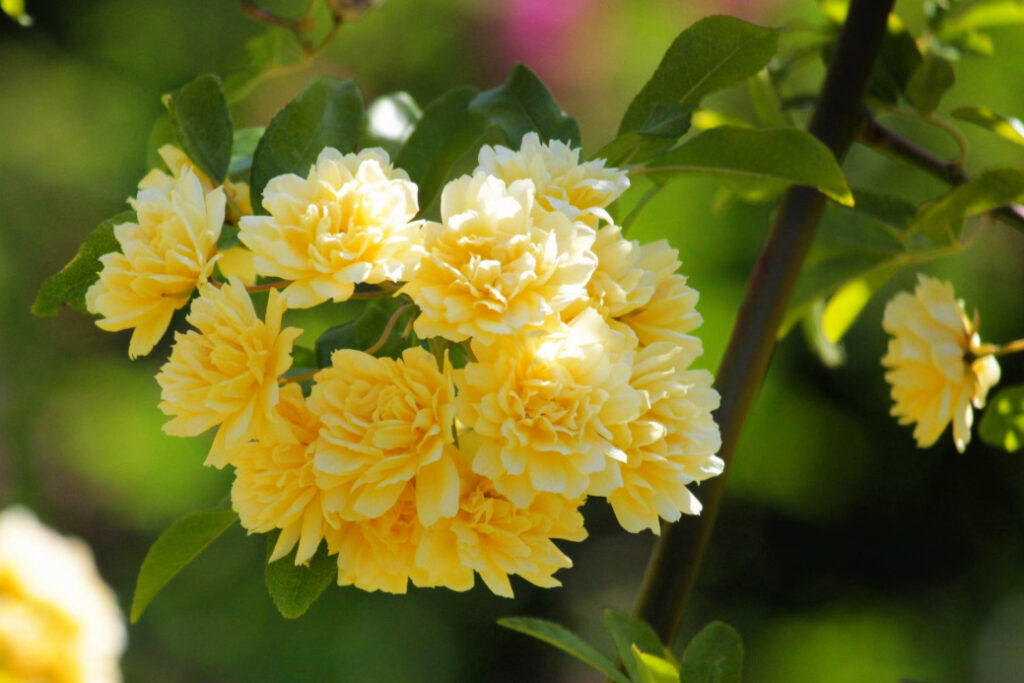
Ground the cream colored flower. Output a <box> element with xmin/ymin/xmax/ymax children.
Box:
<box><xmin>310</xmin><ymin>347</ymin><xmax>460</xmax><ymax>527</ymax></box>
<box><xmin>401</xmin><ymin>172</ymin><xmax>597</xmax><ymax>344</ymax></box>
<box><xmin>0</xmin><ymin>507</ymin><xmax>125</xmax><ymax>683</ymax></box>
<box><xmin>156</xmin><ymin>277</ymin><xmax>302</xmax><ymax>468</ymax></box>
<box><xmin>232</xmin><ymin>384</ymin><xmax>330</xmax><ymax>565</ymax></box>
<box><xmin>562</xmin><ymin>223</ymin><xmax>657</xmax><ymax>323</ymax></box>
<box><xmin>602</xmin><ymin>343</ymin><xmax>723</xmax><ymax>533</ymax></box>
<box><xmin>416</xmin><ymin>458</ymin><xmax>587</xmax><ymax>598</ymax></box>
<box><xmin>217</xmin><ymin>245</ymin><xmax>258</xmax><ymax>286</ymax></box>
<box><xmin>882</xmin><ymin>274</ymin><xmax>1000</xmax><ymax>452</ymax></box>
<box><xmin>455</xmin><ymin>308</ymin><xmax>643</xmax><ymax>506</ymax></box>
<box><xmin>477</xmin><ymin>132</ymin><xmax>629</xmax><ymax>225</ymax></box>
<box><xmin>86</xmin><ymin>169</ymin><xmax>224</xmax><ymax>358</ymax></box>
<box><xmin>238</xmin><ymin>147</ymin><xmax>422</xmax><ymax>308</ymax></box>
<box><xmin>140</xmin><ymin>144</ymin><xmax>251</xmax><ymax>221</ymax></box>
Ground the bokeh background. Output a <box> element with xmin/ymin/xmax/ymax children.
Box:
<box><xmin>2</xmin><ymin>0</ymin><xmax>1024</xmax><ymax>680</ymax></box>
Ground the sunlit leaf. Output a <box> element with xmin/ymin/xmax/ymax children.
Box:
<box><xmin>1</xmin><ymin>0</ymin><xmax>31</xmax><ymax>26</ymax></box>
<box><xmin>497</xmin><ymin>617</ymin><xmax>631</xmax><ymax>683</ymax></box>
<box><xmin>604</xmin><ymin>610</ymin><xmax>666</xmax><ymax>683</ymax></box>
<box><xmin>633</xmin><ymin>645</ymin><xmax>682</xmax><ymax>683</ymax></box>
<box><xmin>979</xmin><ymin>384</ymin><xmax>1024</xmax><ymax>452</ymax></box>
<box><xmin>802</xmin><ymin>299</ymin><xmax>847</xmax><ymax>368</ymax></box>
<box><xmin>679</xmin><ymin>622</ymin><xmax>743</xmax><ymax>683</ymax></box>
<box><xmin>250</xmin><ymin>76</ymin><xmax>365</xmax><ymax>213</ymax></box>
<box><xmin>470</xmin><ymin>64</ymin><xmax>581</xmax><ymax>147</ymax></box>
<box><xmin>32</xmin><ymin>211</ymin><xmax>134</xmax><ymax>317</ymax></box>
<box><xmin>264</xmin><ymin>532</ymin><xmax>337</xmax><ymax>619</ymax></box>
<box><xmin>130</xmin><ymin>509</ymin><xmax>237</xmax><ymax>622</ymax></box>
<box><xmin>940</xmin><ymin>1</ymin><xmax>1024</xmax><ymax>39</ymax></box>
<box><xmin>164</xmin><ymin>74</ymin><xmax>233</xmax><ymax>183</ymax></box>
<box><xmin>952</xmin><ymin>106</ymin><xmax>1024</xmax><ymax>146</ymax></box>
<box><xmin>912</xmin><ymin>167</ymin><xmax>1024</xmax><ymax>239</ymax></box>
<box><xmin>363</xmin><ymin>92</ymin><xmax>422</xmax><ymax>158</ymax></box>
<box><xmin>619</xmin><ymin>16</ymin><xmax>778</xmax><ymax>135</ymax></box>
<box><xmin>905</xmin><ymin>54</ymin><xmax>955</xmax><ymax>114</ymax></box>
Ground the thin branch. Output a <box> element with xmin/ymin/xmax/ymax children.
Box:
<box><xmin>364</xmin><ymin>304</ymin><xmax>414</xmax><ymax>355</ymax></box>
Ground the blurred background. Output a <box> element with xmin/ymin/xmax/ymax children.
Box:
<box><xmin>2</xmin><ymin>0</ymin><xmax>1023</xmax><ymax>680</ymax></box>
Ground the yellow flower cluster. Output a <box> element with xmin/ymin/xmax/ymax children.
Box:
<box><xmin>94</xmin><ymin>136</ymin><xmax>723</xmax><ymax>597</ymax></box>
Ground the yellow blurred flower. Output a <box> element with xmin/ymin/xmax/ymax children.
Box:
<box><xmin>455</xmin><ymin>308</ymin><xmax>643</xmax><ymax>506</ymax></box>
<box><xmin>401</xmin><ymin>172</ymin><xmax>597</xmax><ymax>344</ymax></box>
<box><xmin>882</xmin><ymin>274</ymin><xmax>1000</xmax><ymax>452</ymax></box>
<box><xmin>86</xmin><ymin>169</ymin><xmax>224</xmax><ymax>358</ymax></box>
<box><xmin>238</xmin><ymin>147</ymin><xmax>422</xmax><ymax>308</ymax></box>
<box><xmin>156</xmin><ymin>277</ymin><xmax>303</xmax><ymax>468</ymax></box>
<box><xmin>232</xmin><ymin>384</ymin><xmax>331</xmax><ymax>565</ymax></box>
<box><xmin>416</xmin><ymin>458</ymin><xmax>586</xmax><ymax>598</ymax></box>
<box><xmin>310</xmin><ymin>347</ymin><xmax>460</xmax><ymax>527</ymax></box>
<box><xmin>0</xmin><ymin>507</ymin><xmax>125</xmax><ymax>683</ymax></box>
<box><xmin>476</xmin><ymin>132</ymin><xmax>629</xmax><ymax>226</ymax></box>
<box><xmin>603</xmin><ymin>343</ymin><xmax>723</xmax><ymax>533</ymax></box>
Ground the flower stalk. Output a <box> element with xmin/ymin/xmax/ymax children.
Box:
<box><xmin>630</xmin><ymin>0</ymin><xmax>897</xmax><ymax>644</ymax></box>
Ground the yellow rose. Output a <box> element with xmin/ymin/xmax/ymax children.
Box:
<box><xmin>310</xmin><ymin>347</ymin><xmax>460</xmax><ymax>527</ymax></box>
<box><xmin>882</xmin><ymin>274</ymin><xmax>1000</xmax><ymax>452</ymax></box>
<box><xmin>86</xmin><ymin>169</ymin><xmax>224</xmax><ymax>358</ymax></box>
<box><xmin>156</xmin><ymin>278</ymin><xmax>303</xmax><ymax>467</ymax></box>
<box><xmin>238</xmin><ymin>147</ymin><xmax>423</xmax><ymax>308</ymax></box>
<box><xmin>140</xmin><ymin>144</ymin><xmax>251</xmax><ymax>220</ymax></box>
<box><xmin>401</xmin><ymin>172</ymin><xmax>597</xmax><ymax>344</ymax></box>
<box><xmin>476</xmin><ymin>132</ymin><xmax>629</xmax><ymax>226</ymax></box>
<box><xmin>455</xmin><ymin>308</ymin><xmax>643</xmax><ymax>506</ymax></box>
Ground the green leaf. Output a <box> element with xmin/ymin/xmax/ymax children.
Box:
<box><xmin>940</xmin><ymin>1</ymin><xmax>1024</xmax><ymax>39</ymax></box>
<box><xmin>250</xmin><ymin>77</ymin><xmax>365</xmax><ymax>214</ymax></box>
<box><xmin>952</xmin><ymin>106</ymin><xmax>1024</xmax><ymax>146</ymax></box>
<box><xmin>264</xmin><ymin>532</ymin><xmax>337</xmax><ymax>619</ymax></box>
<box><xmin>497</xmin><ymin>617</ymin><xmax>631</xmax><ymax>683</ymax></box>
<box><xmin>32</xmin><ymin>211</ymin><xmax>134</xmax><ymax>317</ymax></box>
<box><xmin>980</xmin><ymin>385</ymin><xmax>1024</xmax><ymax>452</ymax></box>
<box><xmin>229</xmin><ymin>126</ymin><xmax>265</xmax><ymax>177</ymax></box>
<box><xmin>217</xmin><ymin>224</ymin><xmax>240</xmax><ymax>250</ymax></box>
<box><xmin>644</xmin><ymin>126</ymin><xmax>853</xmax><ymax>206</ymax></box>
<box><xmin>164</xmin><ymin>74</ymin><xmax>233</xmax><ymax>183</ymax></box>
<box><xmin>223</xmin><ymin>28</ymin><xmax>304</xmax><ymax>104</ymax></box>
<box><xmin>363</xmin><ymin>92</ymin><xmax>422</xmax><ymax>158</ymax></box>
<box><xmin>802</xmin><ymin>298</ymin><xmax>847</xmax><ymax>368</ymax></box>
<box><xmin>470</xmin><ymin>64</ymin><xmax>581</xmax><ymax>147</ymax></box>
<box><xmin>603</xmin><ymin>610</ymin><xmax>666</xmax><ymax>683</ymax></box>
<box><xmin>619</xmin><ymin>15</ymin><xmax>779</xmax><ymax>136</ymax></box>
<box><xmin>912</xmin><ymin>168</ymin><xmax>1024</xmax><ymax>239</ymax></box>
<box><xmin>130</xmin><ymin>509</ymin><xmax>237</xmax><ymax>623</ymax></box>
<box><xmin>633</xmin><ymin>645</ymin><xmax>682</xmax><ymax>683</ymax></box>
<box><xmin>905</xmin><ymin>54</ymin><xmax>955</xmax><ymax>114</ymax></box>
<box><xmin>865</xmin><ymin>22</ymin><xmax>922</xmax><ymax>105</ymax></box>
<box><xmin>314</xmin><ymin>298</ymin><xmax>414</xmax><ymax>367</ymax></box>
<box><xmin>395</xmin><ymin>87</ymin><xmax>487</xmax><ymax>211</ymax></box>
<box><xmin>679</xmin><ymin>622</ymin><xmax>743</xmax><ymax>683</ymax></box>
<box><xmin>146</xmin><ymin>115</ymin><xmax>178</xmax><ymax>171</ymax></box>
<box><xmin>596</xmin><ymin>103</ymin><xmax>694</xmax><ymax>167</ymax></box>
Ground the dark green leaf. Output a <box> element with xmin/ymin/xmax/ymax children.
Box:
<box><xmin>497</xmin><ymin>617</ymin><xmax>631</xmax><ymax>683</ymax></box>
<box><xmin>32</xmin><ymin>211</ymin><xmax>134</xmax><ymax>317</ymax></box>
<box><xmin>679</xmin><ymin>621</ymin><xmax>743</xmax><ymax>683</ymax></box>
<box><xmin>905</xmin><ymin>54</ymin><xmax>955</xmax><ymax>113</ymax></box>
<box><xmin>250</xmin><ymin>77</ymin><xmax>365</xmax><ymax>214</ymax></box>
<box><xmin>395</xmin><ymin>87</ymin><xmax>487</xmax><ymax>211</ymax></box>
<box><xmin>596</xmin><ymin>103</ymin><xmax>694</xmax><ymax>166</ymax></box>
<box><xmin>470</xmin><ymin>64</ymin><xmax>581</xmax><ymax>147</ymax></box>
<box><xmin>229</xmin><ymin>126</ymin><xmax>265</xmax><ymax>177</ymax></box>
<box><xmin>619</xmin><ymin>15</ymin><xmax>779</xmax><ymax>135</ymax></box>
<box><xmin>979</xmin><ymin>384</ymin><xmax>1024</xmax><ymax>452</ymax></box>
<box><xmin>217</xmin><ymin>224</ymin><xmax>240</xmax><ymax>250</ymax></box>
<box><xmin>840</xmin><ymin>188</ymin><xmax>918</xmax><ymax>235</ymax></box>
<box><xmin>291</xmin><ymin>344</ymin><xmax>318</xmax><ymax>370</ymax></box>
<box><xmin>264</xmin><ymin>532</ymin><xmax>337</xmax><ymax>619</ymax></box>
<box><xmin>644</xmin><ymin>126</ymin><xmax>853</xmax><ymax>206</ymax></box>
<box><xmin>164</xmin><ymin>74</ymin><xmax>233</xmax><ymax>183</ymax></box>
<box><xmin>603</xmin><ymin>610</ymin><xmax>666</xmax><ymax>683</ymax></box>
<box><xmin>363</xmin><ymin>92</ymin><xmax>422</xmax><ymax>158</ymax></box>
<box><xmin>315</xmin><ymin>298</ymin><xmax>414</xmax><ymax>367</ymax></box>
<box><xmin>146</xmin><ymin>115</ymin><xmax>178</xmax><ymax>171</ymax></box>
<box><xmin>952</xmin><ymin>106</ymin><xmax>1024</xmax><ymax>146</ymax></box>
<box><xmin>865</xmin><ymin>23</ymin><xmax>922</xmax><ymax>105</ymax></box>
<box><xmin>130</xmin><ymin>509</ymin><xmax>237</xmax><ymax>622</ymax></box>
<box><xmin>912</xmin><ymin>168</ymin><xmax>1024</xmax><ymax>239</ymax></box>
<box><xmin>633</xmin><ymin>645</ymin><xmax>682</xmax><ymax>683</ymax></box>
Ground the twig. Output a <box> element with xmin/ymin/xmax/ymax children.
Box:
<box><xmin>364</xmin><ymin>304</ymin><xmax>414</xmax><ymax>356</ymax></box>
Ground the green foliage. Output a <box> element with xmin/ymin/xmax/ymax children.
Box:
<box><xmin>597</xmin><ymin>103</ymin><xmax>693</xmax><ymax>167</ymax></box>
<box><xmin>264</xmin><ymin>533</ymin><xmax>337</xmax><ymax>619</ymax></box>
<box><xmin>939</xmin><ymin>1</ymin><xmax>1024</xmax><ymax>40</ymax></box>
<box><xmin>633</xmin><ymin>645</ymin><xmax>682</xmax><ymax>683</ymax></box>
<box><xmin>314</xmin><ymin>298</ymin><xmax>415</xmax><ymax>367</ymax></box>
<box><xmin>913</xmin><ymin>168</ymin><xmax>1024</xmax><ymax>239</ymax></box>
<box><xmin>163</xmin><ymin>74</ymin><xmax>234</xmax><ymax>183</ymax></box>
<box><xmin>146</xmin><ymin>115</ymin><xmax>178</xmax><ymax>170</ymax></box>
<box><xmin>363</xmin><ymin>92</ymin><xmax>422</xmax><ymax>158</ymax></box>
<box><xmin>679</xmin><ymin>622</ymin><xmax>743</xmax><ymax>683</ymax></box>
<box><xmin>497</xmin><ymin>617</ymin><xmax>631</xmax><ymax>683</ymax></box>
<box><xmin>952</xmin><ymin>106</ymin><xmax>1024</xmax><ymax>146</ymax></box>
<box><xmin>644</xmin><ymin>126</ymin><xmax>853</xmax><ymax>206</ymax></box>
<box><xmin>250</xmin><ymin>76</ymin><xmax>365</xmax><ymax>213</ymax></box>
<box><xmin>395</xmin><ymin>87</ymin><xmax>486</xmax><ymax>211</ymax></box>
<box><xmin>905</xmin><ymin>54</ymin><xmax>955</xmax><ymax>114</ymax></box>
<box><xmin>229</xmin><ymin>126</ymin><xmax>265</xmax><ymax>177</ymax></box>
<box><xmin>223</xmin><ymin>28</ymin><xmax>303</xmax><ymax>103</ymax></box>
<box><xmin>604</xmin><ymin>610</ymin><xmax>668</xmax><ymax>683</ymax></box>
<box><xmin>32</xmin><ymin>211</ymin><xmax>134</xmax><ymax>317</ymax></box>
<box><xmin>979</xmin><ymin>384</ymin><xmax>1024</xmax><ymax>452</ymax></box>
<box><xmin>130</xmin><ymin>509</ymin><xmax>237</xmax><ymax>623</ymax></box>
<box><xmin>618</xmin><ymin>15</ymin><xmax>779</xmax><ymax>135</ymax></box>
<box><xmin>470</xmin><ymin>64</ymin><xmax>581</xmax><ymax>147</ymax></box>
<box><xmin>865</xmin><ymin>21</ymin><xmax>922</xmax><ymax>105</ymax></box>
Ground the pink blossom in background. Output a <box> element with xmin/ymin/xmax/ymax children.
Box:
<box><xmin>500</xmin><ymin>0</ymin><xmax>593</xmax><ymax>81</ymax></box>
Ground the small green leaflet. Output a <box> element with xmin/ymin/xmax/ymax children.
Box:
<box><xmin>264</xmin><ymin>532</ymin><xmax>337</xmax><ymax>619</ymax></box>
<box><xmin>912</xmin><ymin>168</ymin><xmax>1024</xmax><ymax>239</ymax></box>
<box><xmin>603</xmin><ymin>610</ymin><xmax>667</xmax><ymax>683</ymax></box>
<box><xmin>497</xmin><ymin>617</ymin><xmax>631</xmax><ymax>683</ymax></box>
<box><xmin>470</xmin><ymin>64</ymin><xmax>581</xmax><ymax>148</ymax></box>
<box><xmin>905</xmin><ymin>54</ymin><xmax>955</xmax><ymax>114</ymax></box>
<box><xmin>32</xmin><ymin>211</ymin><xmax>134</xmax><ymax>317</ymax></box>
<box><xmin>953</xmin><ymin>106</ymin><xmax>1024</xmax><ymax>147</ymax></box>
<box><xmin>633</xmin><ymin>645</ymin><xmax>681</xmax><ymax>683</ymax></box>
<box><xmin>979</xmin><ymin>385</ymin><xmax>1024</xmax><ymax>453</ymax></box>
<box><xmin>679</xmin><ymin>621</ymin><xmax>743</xmax><ymax>683</ymax></box>
<box><xmin>164</xmin><ymin>74</ymin><xmax>234</xmax><ymax>183</ymax></box>
<box><xmin>130</xmin><ymin>509</ymin><xmax>237</xmax><ymax>623</ymax></box>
